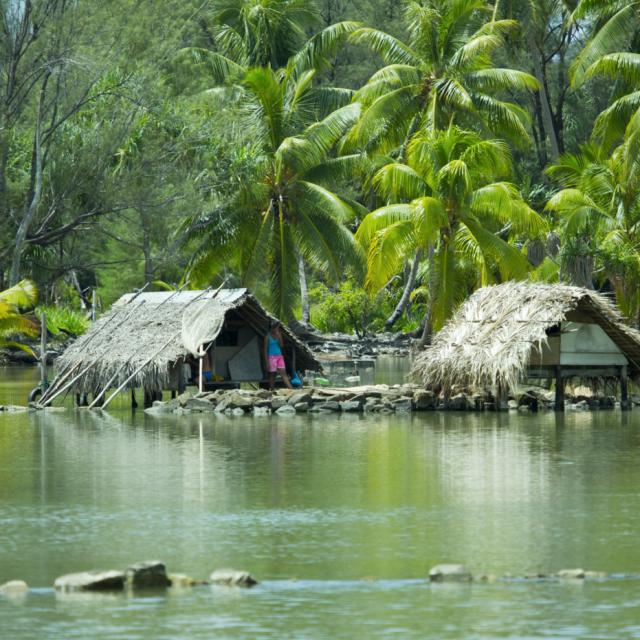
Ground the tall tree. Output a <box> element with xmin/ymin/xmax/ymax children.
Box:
<box><xmin>356</xmin><ymin>126</ymin><xmax>546</xmax><ymax>342</ymax></box>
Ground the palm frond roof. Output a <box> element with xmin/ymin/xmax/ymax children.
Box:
<box><xmin>413</xmin><ymin>281</ymin><xmax>640</xmax><ymax>391</ymax></box>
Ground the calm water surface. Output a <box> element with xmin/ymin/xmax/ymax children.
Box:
<box><xmin>2</xmin><ymin>365</ymin><xmax>640</xmax><ymax>639</ymax></box>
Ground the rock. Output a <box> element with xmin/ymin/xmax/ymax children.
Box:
<box><xmin>253</xmin><ymin>406</ymin><xmax>271</xmax><ymax>416</ymax></box>
<box><xmin>176</xmin><ymin>392</ymin><xmax>192</xmax><ymax>407</ymax></box>
<box><xmin>231</xmin><ymin>407</ymin><xmax>245</xmax><ymax>416</ymax></box>
<box><xmin>557</xmin><ymin>568</ymin><xmax>585</xmax><ymax>580</ymax></box>
<box><xmin>447</xmin><ymin>394</ymin><xmax>469</xmax><ymax>411</ymax></box>
<box><xmin>340</xmin><ymin>401</ymin><xmax>361</xmax><ymax>412</ymax></box>
<box><xmin>312</xmin><ymin>401</ymin><xmax>340</xmax><ymax>412</ymax></box>
<box><xmin>287</xmin><ymin>391</ymin><xmax>312</xmax><ymax>406</ymax></box>
<box><xmin>217</xmin><ymin>392</ymin><xmax>254</xmax><ymax>413</ymax></box>
<box><xmin>0</xmin><ymin>405</ymin><xmax>29</xmax><ymax>413</ymax></box>
<box><xmin>393</xmin><ymin>397</ymin><xmax>412</xmax><ymax>412</ymax></box>
<box><xmin>475</xmin><ymin>574</ymin><xmax>497</xmax><ymax>583</ymax></box>
<box><xmin>584</xmin><ymin>570</ymin><xmax>608</xmax><ymax>579</ymax></box>
<box><xmin>429</xmin><ymin>564</ymin><xmax>472</xmax><ymax>583</ymax></box>
<box><xmin>125</xmin><ymin>561</ymin><xmax>171</xmax><ymax>589</ymax></box>
<box><xmin>209</xmin><ymin>569</ymin><xmax>258</xmax><ymax>588</ymax></box>
<box><xmin>508</xmin><ymin>400</ymin><xmax>519</xmax><ymax>410</ymax></box>
<box><xmin>145</xmin><ymin>400</ymin><xmax>176</xmax><ymax>415</ymax></box>
<box><xmin>276</xmin><ymin>405</ymin><xmax>296</xmax><ymax>416</ymax></box>
<box><xmin>169</xmin><ymin>574</ymin><xmax>200</xmax><ymax>588</ymax></box>
<box><xmin>413</xmin><ymin>390</ymin><xmax>436</xmax><ymax>410</ymax></box>
<box><xmin>0</xmin><ymin>580</ymin><xmax>28</xmax><ymax>596</ymax></box>
<box><xmin>54</xmin><ymin>570</ymin><xmax>125</xmax><ymax>591</ymax></box>
<box><xmin>271</xmin><ymin>396</ymin><xmax>287</xmax><ymax>410</ymax></box>
<box><xmin>185</xmin><ymin>398</ymin><xmax>215</xmax><ymax>412</ymax></box>
<box><xmin>294</xmin><ymin>402</ymin><xmax>309</xmax><ymax>413</ymax></box>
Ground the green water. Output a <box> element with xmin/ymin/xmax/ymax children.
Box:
<box><xmin>2</xmin><ymin>366</ymin><xmax>640</xmax><ymax>639</ymax></box>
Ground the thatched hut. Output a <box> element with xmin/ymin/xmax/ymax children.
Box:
<box><xmin>53</xmin><ymin>289</ymin><xmax>320</xmax><ymax>405</ymax></box>
<box><xmin>413</xmin><ymin>282</ymin><xmax>640</xmax><ymax>410</ymax></box>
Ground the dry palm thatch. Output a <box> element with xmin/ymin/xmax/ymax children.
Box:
<box><xmin>55</xmin><ymin>289</ymin><xmax>320</xmax><ymax>394</ymax></box>
<box><xmin>412</xmin><ymin>281</ymin><xmax>640</xmax><ymax>392</ymax></box>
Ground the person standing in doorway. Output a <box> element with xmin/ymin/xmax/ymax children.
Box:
<box><xmin>264</xmin><ymin>321</ymin><xmax>293</xmax><ymax>391</ymax></box>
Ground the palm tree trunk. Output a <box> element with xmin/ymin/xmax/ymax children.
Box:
<box><xmin>385</xmin><ymin>249</ymin><xmax>423</xmax><ymax>328</ymax></box>
<box><xmin>418</xmin><ymin>245</ymin><xmax>436</xmax><ymax>348</ymax></box>
<box><xmin>298</xmin><ymin>253</ymin><xmax>310</xmax><ymax>324</ymax></box>
<box><xmin>527</xmin><ymin>31</ymin><xmax>560</xmax><ymax>161</ymax></box>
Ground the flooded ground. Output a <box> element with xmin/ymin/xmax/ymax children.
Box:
<box><xmin>1</xmin><ymin>365</ymin><xmax>640</xmax><ymax>638</ymax></box>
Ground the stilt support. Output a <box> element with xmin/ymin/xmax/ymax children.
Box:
<box><xmin>555</xmin><ymin>366</ymin><xmax>565</xmax><ymax>412</ymax></box>
<box><xmin>621</xmin><ymin>365</ymin><xmax>629</xmax><ymax>410</ymax></box>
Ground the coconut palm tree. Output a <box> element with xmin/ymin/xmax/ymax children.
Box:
<box><xmin>546</xmin><ymin>132</ymin><xmax>640</xmax><ymax>322</ymax></box>
<box><xmin>0</xmin><ymin>279</ymin><xmax>39</xmax><ymax>354</ymax></box>
<box><xmin>184</xmin><ymin>62</ymin><xmax>363</xmax><ymax>322</ymax></box>
<box><xmin>571</xmin><ymin>1</ymin><xmax>640</xmax><ymax>87</ymax></box>
<box><xmin>345</xmin><ymin>0</ymin><xmax>538</xmax><ymax>155</ymax></box>
<box><xmin>344</xmin><ymin>0</ymin><xmax>537</xmax><ymax>327</ymax></box>
<box><xmin>356</xmin><ymin>126</ymin><xmax>546</xmax><ymax>342</ymax></box>
<box><xmin>208</xmin><ymin>0</ymin><xmax>321</xmax><ymax>69</ymax></box>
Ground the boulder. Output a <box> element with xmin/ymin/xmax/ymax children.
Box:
<box><xmin>253</xmin><ymin>406</ymin><xmax>271</xmax><ymax>416</ymax></box>
<box><xmin>393</xmin><ymin>398</ymin><xmax>412</xmax><ymax>413</ymax></box>
<box><xmin>176</xmin><ymin>392</ymin><xmax>193</xmax><ymax>407</ymax></box>
<box><xmin>287</xmin><ymin>391</ymin><xmax>312</xmax><ymax>406</ymax></box>
<box><xmin>294</xmin><ymin>402</ymin><xmax>309</xmax><ymax>413</ymax></box>
<box><xmin>275</xmin><ymin>405</ymin><xmax>296</xmax><ymax>416</ymax></box>
<box><xmin>447</xmin><ymin>394</ymin><xmax>469</xmax><ymax>411</ymax></box>
<box><xmin>557</xmin><ymin>568</ymin><xmax>585</xmax><ymax>580</ymax></box>
<box><xmin>413</xmin><ymin>390</ymin><xmax>436</xmax><ymax>410</ymax></box>
<box><xmin>508</xmin><ymin>400</ymin><xmax>519</xmax><ymax>410</ymax></box>
<box><xmin>0</xmin><ymin>580</ymin><xmax>28</xmax><ymax>596</ymax></box>
<box><xmin>125</xmin><ymin>561</ymin><xmax>171</xmax><ymax>589</ymax></box>
<box><xmin>271</xmin><ymin>396</ymin><xmax>287</xmax><ymax>410</ymax></box>
<box><xmin>340</xmin><ymin>401</ymin><xmax>361</xmax><ymax>412</ymax></box>
<box><xmin>231</xmin><ymin>407</ymin><xmax>245</xmax><ymax>416</ymax></box>
<box><xmin>145</xmin><ymin>400</ymin><xmax>178</xmax><ymax>415</ymax></box>
<box><xmin>312</xmin><ymin>401</ymin><xmax>340</xmax><ymax>412</ymax></box>
<box><xmin>169</xmin><ymin>574</ymin><xmax>200</xmax><ymax>588</ymax></box>
<box><xmin>54</xmin><ymin>570</ymin><xmax>125</xmax><ymax>591</ymax></box>
<box><xmin>209</xmin><ymin>569</ymin><xmax>258</xmax><ymax>588</ymax></box>
<box><xmin>217</xmin><ymin>392</ymin><xmax>254</xmax><ymax>413</ymax></box>
<box><xmin>185</xmin><ymin>398</ymin><xmax>215</xmax><ymax>412</ymax></box>
<box><xmin>429</xmin><ymin>564</ymin><xmax>472</xmax><ymax>583</ymax></box>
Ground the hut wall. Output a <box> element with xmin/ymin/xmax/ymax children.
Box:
<box><xmin>213</xmin><ymin>325</ymin><xmax>261</xmax><ymax>380</ymax></box>
<box><xmin>559</xmin><ymin>321</ymin><xmax>627</xmax><ymax>366</ymax></box>
<box><xmin>529</xmin><ymin>336</ymin><xmax>560</xmax><ymax>366</ymax></box>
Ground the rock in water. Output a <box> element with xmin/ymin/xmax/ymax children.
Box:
<box><xmin>429</xmin><ymin>564</ymin><xmax>472</xmax><ymax>583</ymax></box>
<box><xmin>209</xmin><ymin>569</ymin><xmax>258</xmax><ymax>588</ymax></box>
<box><xmin>557</xmin><ymin>568</ymin><xmax>585</xmax><ymax>580</ymax></box>
<box><xmin>0</xmin><ymin>580</ymin><xmax>28</xmax><ymax>596</ymax></box>
<box><xmin>125</xmin><ymin>561</ymin><xmax>171</xmax><ymax>588</ymax></box>
<box><xmin>54</xmin><ymin>570</ymin><xmax>125</xmax><ymax>591</ymax></box>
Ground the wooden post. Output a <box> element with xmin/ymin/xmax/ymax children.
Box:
<box><xmin>198</xmin><ymin>344</ymin><xmax>204</xmax><ymax>394</ymax></box>
<box><xmin>555</xmin><ymin>366</ymin><xmax>565</xmax><ymax>412</ymax></box>
<box><xmin>91</xmin><ymin>290</ymin><xmax>97</xmax><ymax>322</ymax></box>
<box><xmin>40</xmin><ymin>311</ymin><xmax>48</xmax><ymax>391</ymax></box>
<box><xmin>621</xmin><ymin>365</ymin><xmax>629</xmax><ymax>410</ymax></box>
<box><xmin>496</xmin><ymin>383</ymin><xmax>508</xmax><ymax>411</ymax></box>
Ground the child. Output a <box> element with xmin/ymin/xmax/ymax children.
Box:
<box><xmin>264</xmin><ymin>321</ymin><xmax>293</xmax><ymax>391</ymax></box>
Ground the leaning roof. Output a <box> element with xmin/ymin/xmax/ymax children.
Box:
<box><xmin>413</xmin><ymin>281</ymin><xmax>640</xmax><ymax>391</ymax></box>
<box><xmin>56</xmin><ymin>288</ymin><xmax>321</xmax><ymax>393</ymax></box>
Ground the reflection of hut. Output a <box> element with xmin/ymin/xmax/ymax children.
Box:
<box><xmin>413</xmin><ymin>282</ymin><xmax>640</xmax><ymax>410</ymax></box>
<box><xmin>54</xmin><ymin>289</ymin><xmax>320</xmax><ymax>406</ymax></box>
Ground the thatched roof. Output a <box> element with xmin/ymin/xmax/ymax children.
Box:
<box><xmin>413</xmin><ymin>281</ymin><xmax>640</xmax><ymax>391</ymax></box>
<box><xmin>55</xmin><ymin>289</ymin><xmax>321</xmax><ymax>393</ymax></box>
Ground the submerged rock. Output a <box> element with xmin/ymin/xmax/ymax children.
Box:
<box><xmin>429</xmin><ymin>564</ymin><xmax>472</xmax><ymax>583</ymax></box>
<box><xmin>275</xmin><ymin>405</ymin><xmax>296</xmax><ymax>416</ymax></box>
<box><xmin>125</xmin><ymin>561</ymin><xmax>171</xmax><ymax>589</ymax></box>
<box><xmin>557</xmin><ymin>568</ymin><xmax>585</xmax><ymax>580</ymax></box>
<box><xmin>169</xmin><ymin>574</ymin><xmax>201</xmax><ymax>588</ymax></box>
<box><xmin>54</xmin><ymin>570</ymin><xmax>125</xmax><ymax>591</ymax></box>
<box><xmin>209</xmin><ymin>569</ymin><xmax>258</xmax><ymax>588</ymax></box>
<box><xmin>0</xmin><ymin>580</ymin><xmax>28</xmax><ymax>596</ymax></box>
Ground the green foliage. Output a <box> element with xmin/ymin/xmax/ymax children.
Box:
<box><xmin>37</xmin><ymin>306</ymin><xmax>89</xmax><ymax>339</ymax></box>
<box><xmin>309</xmin><ymin>281</ymin><xmax>397</xmax><ymax>336</ymax></box>
<box><xmin>0</xmin><ymin>280</ymin><xmax>39</xmax><ymax>355</ymax></box>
